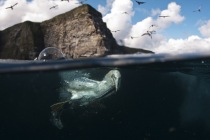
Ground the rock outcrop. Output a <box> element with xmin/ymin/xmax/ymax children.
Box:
<box><xmin>0</xmin><ymin>21</ymin><xmax>45</xmax><ymax>60</ymax></box>
<box><xmin>0</xmin><ymin>4</ymin><xmax>154</xmax><ymax>60</ymax></box>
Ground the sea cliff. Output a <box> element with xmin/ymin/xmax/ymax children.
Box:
<box><xmin>0</xmin><ymin>4</ymin><xmax>154</xmax><ymax>60</ymax></box>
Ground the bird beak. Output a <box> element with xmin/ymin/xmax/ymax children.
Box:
<box><xmin>114</xmin><ymin>77</ymin><xmax>120</xmax><ymax>92</ymax></box>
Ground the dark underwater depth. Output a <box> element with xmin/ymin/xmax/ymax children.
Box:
<box><xmin>0</xmin><ymin>59</ymin><xmax>210</xmax><ymax>140</ymax></box>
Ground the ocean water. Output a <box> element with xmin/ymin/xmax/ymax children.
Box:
<box><xmin>0</xmin><ymin>54</ymin><xmax>210</xmax><ymax>140</ymax></box>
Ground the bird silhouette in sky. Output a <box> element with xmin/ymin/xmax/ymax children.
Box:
<box><xmin>122</xmin><ymin>12</ymin><xmax>129</xmax><ymax>14</ymax></box>
<box><xmin>159</xmin><ymin>15</ymin><xmax>170</xmax><ymax>18</ymax></box>
<box><xmin>76</xmin><ymin>0</ymin><xmax>87</xmax><ymax>5</ymax></box>
<box><xmin>148</xmin><ymin>30</ymin><xmax>156</xmax><ymax>34</ymax></box>
<box><xmin>193</xmin><ymin>6</ymin><xmax>201</xmax><ymax>12</ymax></box>
<box><xmin>149</xmin><ymin>24</ymin><xmax>157</xmax><ymax>29</ymax></box>
<box><xmin>131</xmin><ymin>36</ymin><xmax>139</xmax><ymax>39</ymax></box>
<box><xmin>135</xmin><ymin>1</ymin><xmax>146</xmax><ymax>5</ymax></box>
<box><xmin>112</xmin><ymin>30</ymin><xmax>120</xmax><ymax>33</ymax></box>
<box><xmin>61</xmin><ymin>0</ymin><xmax>69</xmax><ymax>2</ymax></box>
<box><xmin>141</xmin><ymin>32</ymin><xmax>152</xmax><ymax>39</ymax></box>
<box><xmin>141</xmin><ymin>30</ymin><xmax>156</xmax><ymax>39</ymax></box>
<box><xmin>5</xmin><ymin>3</ymin><xmax>18</xmax><ymax>10</ymax></box>
<box><xmin>50</xmin><ymin>5</ymin><xmax>58</xmax><ymax>10</ymax></box>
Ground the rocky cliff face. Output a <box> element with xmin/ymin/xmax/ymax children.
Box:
<box><xmin>0</xmin><ymin>21</ymin><xmax>45</xmax><ymax>60</ymax></box>
<box><xmin>0</xmin><ymin>4</ymin><xmax>154</xmax><ymax>60</ymax></box>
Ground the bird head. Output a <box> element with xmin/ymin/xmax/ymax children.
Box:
<box><xmin>105</xmin><ymin>70</ymin><xmax>121</xmax><ymax>92</ymax></box>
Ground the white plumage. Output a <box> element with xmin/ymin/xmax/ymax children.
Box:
<box><xmin>50</xmin><ymin>70</ymin><xmax>121</xmax><ymax>129</ymax></box>
<box><xmin>65</xmin><ymin>70</ymin><xmax>121</xmax><ymax>101</ymax></box>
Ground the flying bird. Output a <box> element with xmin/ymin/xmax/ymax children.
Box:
<box><xmin>142</xmin><ymin>32</ymin><xmax>152</xmax><ymax>39</ymax></box>
<box><xmin>135</xmin><ymin>1</ymin><xmax>146</xmax><ymax>5</ymax></box>
<box><xmin>61</xmin><ymin>0</ymin><xmax>69</xmax><ymax>2</ymax></box>
<box><xmin>112</xmin><ymin>30</ymin><xmax>120</xmax><ymax>33</ymax></box>
<box><xmin>159</xmin><ymin>15</ymin><xmax>170</xmax><ymax>18</ymax></box>
<box><xmin>122</xmin><ymin>12</ymin><xmax>129</xmax><ymax>14</ymax></box>
<box><xmin>130</xmin><ymin>36</ymin><xmax>139</xmax><ymax>39</ymax></box>
<box><xmin>148</xmin><ymin>30</ymin><xmax>156</xmax><ymax>34</ymax></box>
<box><xmin>141</xmin><ymin>31</ymin><xmax>155</xmax><ymax>39</ymax></box>
<box><xmin>193</xmin><ymin>7</ymin><xmax>201</xmax><ymax>12</ymax></box>
<box><xmin>5</xmin><ymin>3</ymin><xmax>18</xmax><ymax>10</ymax></box>
<box><xmin>76</xmin><ymin>0</ymin><xmax>87</xmax><ymax>4</ymax></box>
<box><xmin>149</xmin><ymin>24</ymin><xmax>157</xmax><ymax>29</ymax></box>
<box><xmin>49</xmin><ymin>5</ymin><xmax>58</xmax><ymax>10</ymax></box>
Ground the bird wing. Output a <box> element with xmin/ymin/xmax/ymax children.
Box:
<box><xmin>141</xmin><ymin>33</ymin><xmax>152</xmax><ymax>39</ymax></box>
<box><xmin>66</xmin><ymin>77</ymin><xmax>101</xmax><ymax>100</ymax></box>
<box><xmin>67</xmin><ymin>77</ymin><xmax>100</xmax><ymax>91</ymax></box>
<box><xmin>50</xmin><ymin>5</ymin><xmax>58</xmax><ymax>9</ymax></box>
<box><xmin>159</xmin><ymin>16</ymin><xmax>169</xmax><ymax>18</ymax></box>
<box><xmin>13</xmin><ymin>3</ymin><xmax>18</xmax><ymax>6</ymax></box>
<box><xmin>136</xmin><ymin>1</ymin><xmax>145</xmax><ymax>5</ymax></box>
<box><xmin>141</xmin><ymin>33</ymin><xmax>147</xmax><ymax>36</ymax></box>
<box><xmin>149</xmin><ymin>34</ymin><xmax>152</xmax><ymax>39</ymax></box>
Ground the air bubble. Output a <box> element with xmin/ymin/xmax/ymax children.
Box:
<box><xmin>38</xmin><ymin>47</ymin><xmax>65</xmax><ymax>61</ymax></box>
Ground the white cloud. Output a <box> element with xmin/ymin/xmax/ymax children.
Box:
<box><xmin>97</xmin><ymin>0</ymin><xmax>114</xmax><ymax>15</ymax></box>
<box><xmin>156</xmin><ymin>2</ymin><xmax>185</xmax><ymax>29</ymax></box>
<box><xmin>151</xmin><ymin>8</ymin><xmax>161</xmax><ymax>16</ymax></box>
<box><xmin>155</xmin><ymin>36</ymin><xmax>210</xmax><ymax>54</ymax></box>
<box><xmin>103</xmin><ymin>0</ymin><xmax>134</xmax><ymax>41</ymax></box>
<box><xmin>199</xmin><ymin>20</ymin><xmax>210</xmax><ymax>37</ymax></box>
<box><xmin>102</xmin><ymin>1</ymin><xmax>185</xmax><ymax>47</ymax></box>
<box><xmin>102</xmin><ymin>0</ymin><xmax>210</xmax><ymax>55</ymax></box>
<box><xmin>0</xmin><ymin>0</ymin><xmax>80</xmax><ymax>30</ymax></box>
<box><xmin>123</xmin><ymin>2</ymin><xmax>185</xmax><ymax>51</ymax></box>
<box><xmin>124</xmin><ymin>17</ymin><xmax>165</xmax><ymax>50</ymax></box>
<box><xmin>98</xmin><ymin>5</ymin><xmax>107</xmax><ymax>15</ymax></box>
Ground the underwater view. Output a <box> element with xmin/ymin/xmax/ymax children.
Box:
<box><xmin>1</xmin><ymin>54</ymin><xmax>210</xmax><ymax>140</ymax></box>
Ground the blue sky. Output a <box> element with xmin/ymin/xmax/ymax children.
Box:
<box><xmin>88</xmin><ymin>0</ymin><xmax>210</xmax><ymax>39</ymax></box>
<box><xmin>23</xmin><ymin>0</ymin><xmax>209</xmax><ymax>39</ymax></box>
<box><xmin>1</xmin><ymin>0</ymin><xmax>210</xmax><ymax>54</ymax></box>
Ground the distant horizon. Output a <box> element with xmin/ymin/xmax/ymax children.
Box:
<box><xmin>0</xmin><ymin>0</ymin><xmax>210</xmax><ymax>55</ymax></box>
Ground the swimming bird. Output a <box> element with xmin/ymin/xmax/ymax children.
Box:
<box><xmin>5</xmin><ymin>3</ymin><xmax>18</xmax><ymax>10</ymax></box>
<box><xmin>51</xmin><ymin>70</ymin><xmax>121</xmax><ymax>125</ymax></box>
<box><xmin>159</xmin><ymin>15</ymin><xmax>170</xmax><ymax>18</ymax></box>
<box><xmin>49</xmin><ymin>5</ymin><xmax>58</xmax><ymax>10</ymax></box>
<box><xmin>135</xmin><ymin>1</ymin><xmax>146</xmax><ymax>5</ymax></box>
<box><xmin>50</xmin><ymin>70</ymin><xmax>121</xmax><ymax>129</ymax></box>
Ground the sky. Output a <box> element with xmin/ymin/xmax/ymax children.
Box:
<box><xmin>0</xmin><ymin>0</ymin><xmax>210</xmax><ymax>55</ymax></box>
